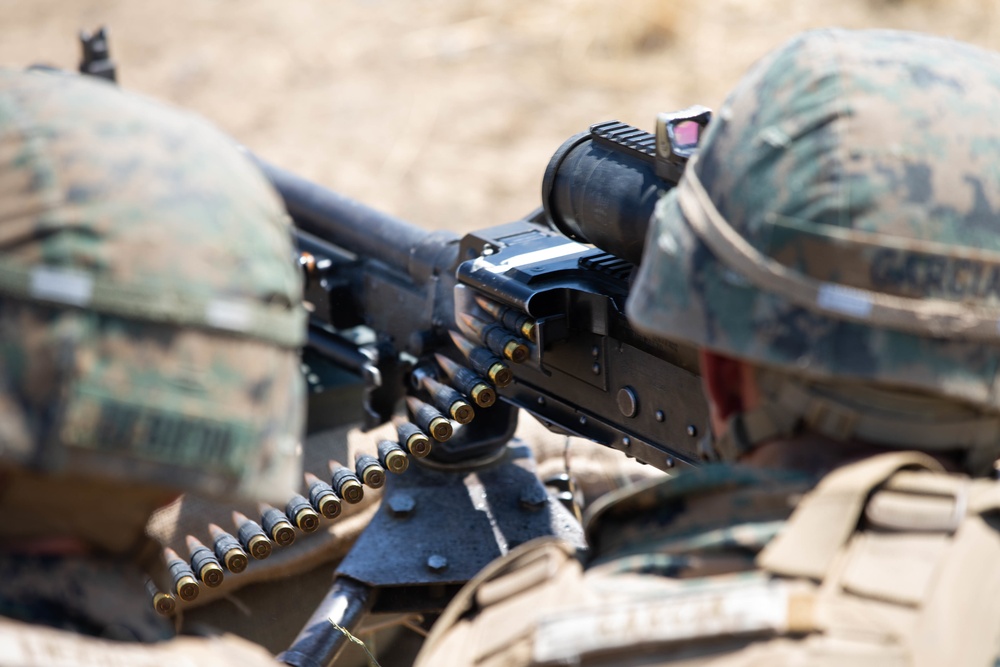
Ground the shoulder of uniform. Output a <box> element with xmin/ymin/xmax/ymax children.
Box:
<box><xmin>584</xmin><ymin>465</ymin><xmax>812</xmax><ymax>549</ymax></box>
<box><xmin>0</xmin><ymin>616</ymin><xmax>277</xmax><ymax>667</ymax></box>
<box><xmin>415</xmin><ymin>537</ymin><xmax>581</xmax><ymax>667</ymax></box>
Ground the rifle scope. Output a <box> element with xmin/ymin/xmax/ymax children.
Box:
<box><xmin>542</xmin><ymin>107</ymin><xmax>711</xmax><ymax>266</ymax></box>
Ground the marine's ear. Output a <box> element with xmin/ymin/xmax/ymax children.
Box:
<box><xmin>698</xmin><ymin>349</ymin><xmax>752</xmax><ymax>437</ymax></box>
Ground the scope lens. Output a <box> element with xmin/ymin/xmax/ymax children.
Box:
<box><xmin>672</xmin><ymin>120</ymin><xmax>701</xmax><ymax>148</ymax></box>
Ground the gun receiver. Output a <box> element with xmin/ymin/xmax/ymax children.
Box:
<box><xmin>258</xmin><ymin>107</ymin><xmax>713</xmax><ymax>472</ymax></box>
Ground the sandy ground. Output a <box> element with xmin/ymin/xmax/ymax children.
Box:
<box><xmin>4</xmin><ymin>0</ymin><xmax>1000</xmax><ymax>234</ymax></box>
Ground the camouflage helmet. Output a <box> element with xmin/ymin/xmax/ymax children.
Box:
<box><xmin>627</xmin><ymin>29</ymin><xmax>1000</xmax><ymax>471</ymax></box>
<box><xmin>0</xmin><ymin>68</ymin><xmax>306</xmax><ymax>503</ymax></box>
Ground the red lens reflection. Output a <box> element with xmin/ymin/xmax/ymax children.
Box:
<box><xmin>674</xmin><ymin>120</ymin><xmax>700</xmax><ymax>147</ymax></box>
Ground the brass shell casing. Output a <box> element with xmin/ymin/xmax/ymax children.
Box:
<box><xmin>339</xmin><ymin>479</ymin><xmax>364</xmax><ymax>504</ymax></box>
<box><xmin>449</xmin><ymin>400</ymin><xmax>475</xmax><ymax>424</ymax></box>
<box><xmin>502</xmin><ymin>340</ymin><xmax>529</xmax><ymax>364</ymax></box>
<box><xmin>488</xmin><ymin>363</ymin><xmax>513</xmax><ymax>388</ymax></box>
<box><xmin>307</xmin><ymin>475</ymin><xmax>343</xmax><ymax>519</ymax></box>
<box><xmin>470</xmin><ymin>383</ymin><xmax>496</xmax><ymax>408</ymax></box>
<box><xmin>316</xmin><ymin>492</ymin><xmax>342</xmax><ymax>519</ymax></box>
<box><xmin>428</xmin><ymin>416</ymin><xmax>453</xmax><ymax>442</ymax></box>
<box><xmin>247</xmin><ymin>534</ymin><xmax>272</xmax><ymax>560</ymax></box>
<box><xmin>382</xmin><ymin>449</ymin><xmax>409</xmax><ymax>473</ymax></box>
<box><xmin>261</xmin><ymin>505</ymin><xmax>296</xmax><ymax>547</ymax></box>
<box><xmin>405</xmin><ymin>432</ymin><xmax>431</xmax><ymax>458</ymax></box>
<box><xmin>223</xmin><ymin>548</ymin><xmax>249</xmax><ymax>574</ymax></box>
<box><xmin>146</xmin><ymin>579</ymin><xmax>176</xmax><ymax>616</ymax></box>
<box><xmin>174</xmin><ymin>575</ymin><xmax>199</xmax><ymax>602</ymax></box>
<box><xmin>360</xmin><ymin>466</ymin><xmax>385</xmax><ymax>489</ymax></box>
<box><xmin>198</xmin><ymin>562</ymin><xmax>224</xmax><ymax>588</ymax></box>
<box><xmin>294</xmin><ymin>507</ymin><xmax>321</xmax><ymax>533</ymax></box>
<box><xmin>270</xmin><ymin>521</ymin><xmax>295</xmax><ymax>546</ymax></box>
<box><xmin>520</xmin><ymin>320</ymin><xmax>537</xmax><ymax>343</ymax></box>
<box><xmin>152</xmin><ymin>592</ymin><xmax>175</xmax><ymax>615</ymax></box>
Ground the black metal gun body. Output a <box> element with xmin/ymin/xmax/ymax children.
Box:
<box><xmin>456</xmin><ymin>220</ymin><xmax>705</xmax><ymax>468</ymax></box>
<box><xmin>259</xmin><ymin>107</ymin><xmax>714</xmax><ymax>472</ymax></box>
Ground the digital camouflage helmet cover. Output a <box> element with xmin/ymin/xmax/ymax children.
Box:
<box><xmin>628</xmin><ymin>29</ymin><xmax>1000</xmax><ymax>472</ymax></box>
<box><xmin>0</xmin><ymin>68</ymin><xmax>306</xmax><ymax>503</ymax></box>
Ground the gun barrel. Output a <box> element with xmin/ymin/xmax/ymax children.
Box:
<box><xmin>256</xmin><ymin>158</ymin><xmax>457</xmax><ymax>276</ymax></box>
<box><xmin>306</xmin><ymin>328</ymin><xmax>377</xmax><ymax>380</ymax></box>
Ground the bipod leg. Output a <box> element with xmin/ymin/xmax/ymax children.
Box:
<box><xmin>279</xmin><ymin>576</ymin><xmax>374</xmax><ymax>667</ymax></box>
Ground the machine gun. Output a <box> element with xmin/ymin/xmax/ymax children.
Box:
<box><xmin>69</xmin><ymin>21</ymin><xmax>713</xmax><ymax>664</ymax></box>
<box><xmin>259</xmin><ymin>109</ymin><xmax>715</xmax><ymax>666</ymax></box>
<box><xmin>266</xmin><ymin>107</ymin><xmax>713</xmax><ymax>470</ymax></box>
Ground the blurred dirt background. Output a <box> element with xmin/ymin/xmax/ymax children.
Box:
<box><xmin>4</xmin><ymin>0</ymin><xmax>1000</xmax><ymax>234</ymax></box>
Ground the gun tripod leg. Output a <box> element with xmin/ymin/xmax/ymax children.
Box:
<box><xmin>278</xmin><ymin>576</ymin><xmax>374</xmax><ymax>667</ymax></box>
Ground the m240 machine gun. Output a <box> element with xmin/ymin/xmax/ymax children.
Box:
<box><xmin>71</xmin><ymin>26</ymin><xmax>712</xmax><ymax>666</ymax></box>
<box><xmin>259</xmin><ymin>108</ymin><xmax>714</xmax><ymax>666</ymax></box>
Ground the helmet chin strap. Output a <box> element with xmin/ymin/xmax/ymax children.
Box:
<box><xmin>703</xmin><ymin>370</ymin><xmax>1000</xmax><ymax>476</ymax></box>
<box><xmin>708</xmin><ymin>403</ymin><xmax>795</xmax><ymax>462</ymax></box>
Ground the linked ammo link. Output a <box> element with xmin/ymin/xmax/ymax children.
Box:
<box><xmin>305</xmin><ymin>472</ymin><xmax>343</xmax><ymax>519</ymax></box>
<box><xmin>330</xmin><ymin>461</ymin><xmax>365</xmax><ymax>503</ymax></box>
<box><xmin>406</xmin><ymin>396</ymin><xmax>453</xmax><ymax>442</ymax></box>
<box><xmin>461</xmin><ymin>313</ymin><xmax>530</xmax><ymax>364</ymax></box>
<box><xmin>164</xmin><ymin>547</ymin><xmax>199</xmax><ymax>602</ymax></box>
<box><xmin>474</xmin><ymin>295</ymin><xmax>537</xmax><ymax>342</ymax></box>
<box><xmin>354</xmin><ymin>453</ymin><xmax>386</xmax><ymax>489</ymax></box>
<box><xmin>208</xmin><ymin>523</ymin><xmax>249</xmax><ymax>573</ymax></box>
<box><xmin>449</xmin><ymin>332</ymin><xmax>513</xmax><ymax>388</ymax></box>
<box><xmin>233</xmin><ymin>510</ymin><xmax>273</xmax><ymax>559</ymax></box>
<box><xmin>420</xmin><ymin>374</ymin><xmax>475</xmax><ymax>424</ymax></box>
<box><xmin>435</xmin><ymin>353</ymin><xmax>496</xmax><ymax>408</ymax></box>
<box><xmin>285</xmin><ymin>494</ymin><xmax>321</xmax><ymax>532</ymax></box>
<box><xmin>377</xmin><ymin>439</ymin><xmax>409</xmax><ymax>473</ymax></box>
<box><xmin>397</xmin><ymin>420</ymin><xmax>432</xmax><ymax>458</ymax></box>
<box><xmin>260</xmin><ymin>504</ymin><xmax>296</xmax><ymax>546</ymax></box>
<box><xmin>186</xmin><ymin>535</ymin><xmax>224</xmax><ymax>587</ymax></box>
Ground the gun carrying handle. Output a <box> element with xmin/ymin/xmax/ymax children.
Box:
<box><xmin>279</xmin><ymin>576</ymin><xmax>375</xmax><ymax>667</ymax></box>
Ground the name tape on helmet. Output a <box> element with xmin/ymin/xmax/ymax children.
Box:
<box><xmin>816</xmin><ymin>284</ymin><xmax>873</xmax><ymax>318</ymax></box>
<box><xmin>205</xmin><ymin>299</ymin><xmax>254</xmax><ymax>332</ymax></box>
<box><xmin>0</xmin><ymin>263</ymin><xmax>305</xmax><ymax>348</ymax></box>
<box><xmin>30</xmin><ymin>267</ymin><xmax>94</xmax><ymax>307</ymax></box>
<box><xmin>62</xmin><ymin>390</ymin><xmax>256</xmax><ymax>477</ymax></box>
<box><xmin>677</xmin><ymin>159</ymin><xmax>1000</xmax><ymax>341</ymax></box>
